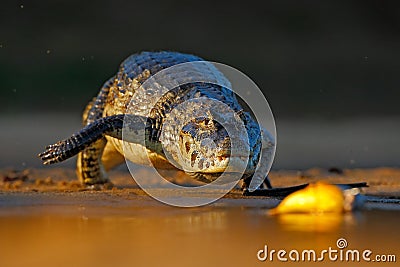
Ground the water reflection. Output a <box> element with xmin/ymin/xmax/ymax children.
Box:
<box><xmin>0</xmin><ymin>206</ymin><xmax>398</xmax><ymax>267</ymax></box>
<box><xmin>274</xmin><ymin>213</ymin><xmax>357</xmax><ymax>232</ymax></box>
<box><xmin>163</xmin><ymin>211</ymin><xmax>227</xmax><ymax>232</ymax></box>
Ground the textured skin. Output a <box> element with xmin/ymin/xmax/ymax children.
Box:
<box><xmin>39</xmin><ymin>51</ymin><xmax>274</xmax><ymax>188</ymax></box>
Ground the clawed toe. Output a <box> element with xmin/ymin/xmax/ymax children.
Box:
<box><xmin>38</xmin><ymin>142</ymin><xmax>66</xmax><ymax>164</ymax></box>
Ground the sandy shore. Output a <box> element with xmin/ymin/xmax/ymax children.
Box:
<box><xmin>1</xmin><ymin>167</ymin><xmax>400</xmax><ymax>197</ymax></box>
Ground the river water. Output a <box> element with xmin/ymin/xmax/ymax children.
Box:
<box><xmin>0</xmin><ymin>193</ymin><xmax>398</xmax><ymax>267</ymax></box>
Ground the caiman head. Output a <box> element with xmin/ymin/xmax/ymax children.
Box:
<box><xmin>175</xmin><ymin>116</ymin><xmax>253</xmax><ymax>177</ymax></box>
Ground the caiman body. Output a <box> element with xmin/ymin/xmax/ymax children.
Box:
<box><xmin>39</xmin><ymin>51</ymin><xmax>275</xmax><ymax>191</ymax></box>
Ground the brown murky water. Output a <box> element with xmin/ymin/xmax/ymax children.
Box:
<box><xmin>0</xmin><ymin>192</ymin><xmax>399</xmax><ymax>267</ymax></box>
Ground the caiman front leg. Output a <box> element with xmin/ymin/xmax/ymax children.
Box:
<box><xmin>241</xmin><ymin>127</ymin><xmax>275</xmax><ymax>193</ymax></box>
<box><xmin>77</xmin><ymin>78</ymin><xmax>114</xmax><ymax>184</ymax></box>
<box><xmin>39</xmin><ymin>115</ymin><xmax>157</xmax><ymax>179</ymax></box>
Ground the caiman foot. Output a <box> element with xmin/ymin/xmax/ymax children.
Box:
<box><xmin>84</xmin><ymin>182</ymin><xmax>115</xmax><ymax>190</ymax></box>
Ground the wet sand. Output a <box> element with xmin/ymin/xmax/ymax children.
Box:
<box><xmin>0</xmin><ymin>168</ymin><xmax>399</xmax><ymax>267</ymax></box>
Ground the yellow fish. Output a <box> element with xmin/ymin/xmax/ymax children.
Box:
<box><xmin>269</xmin><ymin>182</ymin><xmax>358</xmax><ymax>215</ymax></box>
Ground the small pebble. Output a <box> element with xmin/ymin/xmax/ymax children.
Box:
<box><xmin>35</xmin><ymin>179</ymin><xmax>44</xmax><ymax>186</ymax></box>
<box><xmin>44</xmin><ymin>177</ymin><xmax>54</xmax><ymax>185</ymax></box>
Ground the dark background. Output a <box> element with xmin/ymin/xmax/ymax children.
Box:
<box><xmin>2</xmin><ymin>0</ymin><xmax>399</xmax><ymax>119</ymax></box>
<box><xmin>1</xmin><ymin>0</ymin><xmax>399</xmax><ymax>170</ymax></box>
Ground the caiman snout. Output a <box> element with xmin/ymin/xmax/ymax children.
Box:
<box><xmin>178</xmin><ymin>117</ymin><xmax>233</xmax><ymax>172</ymax></box>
